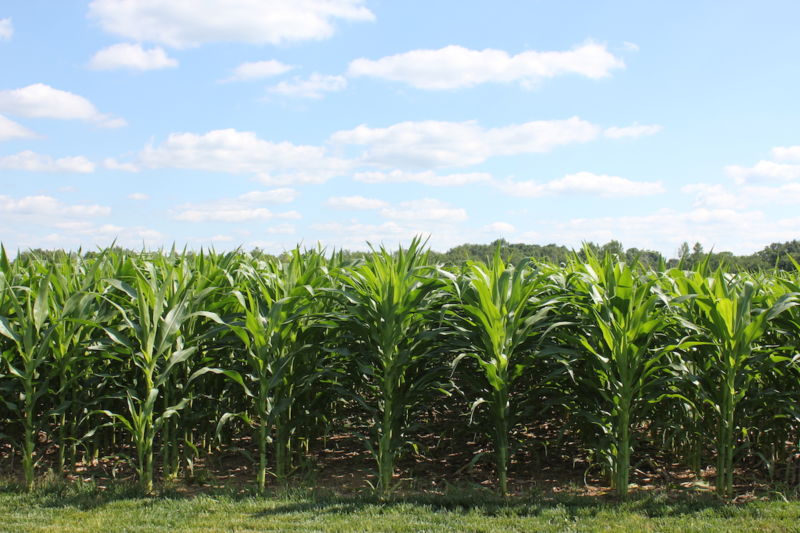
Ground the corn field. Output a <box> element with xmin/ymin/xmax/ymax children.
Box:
<box><xmin>1</xmin><ymin>239</ymin><xmax>799</xmax><ymax>499</ymax></box>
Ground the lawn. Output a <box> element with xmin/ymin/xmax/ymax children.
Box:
<box><xmin>2</xmin><ymin>482</ymin><xmax>799</xmax><ymax>532</ymax></box>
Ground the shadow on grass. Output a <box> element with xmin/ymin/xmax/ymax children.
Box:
<box><xmin>249</xmin><ymin>487</ymin><xmax>732</xmax><ymax>520</ymax></box>
<box><xmin>0</xmin><ymin>477</ymin><xmax>747</xmax><ymax>520</ymax></box>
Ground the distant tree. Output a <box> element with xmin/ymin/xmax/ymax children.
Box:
<box><xmin>600</xmin><ymin>240</ymin><xmax>625</xmax><ymax>258</ymax></box>
<box><xmin>756</xmin><ymin>240</ymin><xmax>800</xmax><ymax>270</ymax></box>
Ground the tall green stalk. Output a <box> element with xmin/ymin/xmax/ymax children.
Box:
<box><xmin>333</xmin><ymin>237</ymin><xmax>446</xmax><ymax>496</ymax></box>
<box><xmin>670</xmin><ymin>265</ymin><xmax>797</xmax><ymax>497</ymax></box>
<box><xmin>96</xmin><ymin>255</ymin><xmax>208</xmax><ymax>492</ymax></box>
<box><xmin>447</xmin><ymin>250</ymin><xmax>559</xmax><ymax>495</ymax></box>
<box><xmin>220</xmin><ymin>249</ymin><xmax>327</xmax><ymax>493</ymax></box>
<box><xmin>0</xmin><ymin>269</ymin><xmax>53</xmax><ymax>491</ymax></box>
<box><xmin>569</xmin><ymin>250</ymin><xmax>669</xmax><ymax>497</ymax></box>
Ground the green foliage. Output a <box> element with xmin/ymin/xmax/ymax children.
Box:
<box><xmin>566</xmin><ymin>249</ymin><xmax>672</xmax><ymax>497</ymax></box>
<box><xmin>1</xmin><ymin>239</ymin><xmax>799</xmax><ymax>500</ymax></box>
<box><xmin>447</xmin><ymin>249</ymin><xmax>564</xmax><ymax>495</ymax></box>
<box><xmin>331</xmin><ymin>237</ymin><xmax>448</xmax><ymax>495</ymax></box>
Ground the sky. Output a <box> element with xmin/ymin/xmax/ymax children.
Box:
<box><xmin>1</xmin><ymin>0</ymin><xmax>800</xmax><ymax>257</ymax></box>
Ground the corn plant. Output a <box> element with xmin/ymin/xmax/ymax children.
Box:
<box><xmin>447</xmin><ymin>251</ymin><xmax>562</xmax><ymax>495</ymax></box>
<box><xmin>43</xmin><ymin>253</ymin><xmax>110</xmax><ymax>474</ymax></box>
<box><xmin>95</xmin><ymin>255</ymin><xmax>207</xmax><ymax>492</ymax></box>
<box><xmin>332</xmin><ymin>238</ymin><xmax>447</xmax><ymax>495</ymax></box>
<box><xmin>0</xmin><ymin>264</ymin><xmax>52</xmax><ymax>491</ymax></box>
<box><xmin>568</xmin><ymin>251</ymin><xmax>671</xmax><ymax>497</ymax></box>
<box><xmin>219</xmin><ymin>249</ymin><xmax>328</xmax><ymax>492</ymax></box>
<box><xmin>670</xmin><ymin>265</ymin><xmax>797</xmax><ymax>497</ymax></box>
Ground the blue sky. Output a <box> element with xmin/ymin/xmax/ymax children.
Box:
<box><xmin>1</xmin><ymin>0</ymin><xmax>799</xmax><ymax>256</ymax></box>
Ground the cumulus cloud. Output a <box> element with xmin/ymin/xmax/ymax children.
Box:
<box><xmin>483</xmin><ymin>222</ymin><xmax>515</xmax><ymax>234</ymax></box>
<box><xmin>325</xmin><ymin>196</ymin><xmax>466</xmax><ymax>222</ymax></box>
<box><xmin>330</xmin><ymin>117</ymin><xmax>600</xmax><ymax>168</ymax></box>
<box><xmin>88</xmin><ymin>43</ymin><xmax>178</xmax><ymax>71</ymax></box>
<box><xmin>683</xmin><ymin>180</ymin><xmax>800</xmax><ymax>210</ymax></box>
<box><xmin>139</xmin><ymin>128</ymin><xmax>351</xmax><ymax>184</ymax></box>
<box><xmin>311</xmin><ymin>220</ymin><xmax>415</xmax><ymax>246</ymax></box>
<box><xmin>603</xmin><ymin>124</ymin><xmax>662</xmax><ymax>139</ymax></box>
<box><xmin>310</xmin><ymin>221</ymin><xmax>467</xmax><ymax>252</ymax></box>
<box><xmin>354</xmin><ymin>170</ymin><xmax>491</xmax><ymax>186</ymax></box>
<box><xmin>496</xmin><ymin>172</ymin><xmax>664</xmax><ymax>198</ymax></box>
<box><xmin>380</xmin><ymin>198</ymin><xmax>467</xmax><ymax>222</ymax></box>
<box><xmin>238</xmin><ymin>188</ymin><xmax>297</xmax><ymax>203</ymax></box>
<box><xmin>172</xmin><ymin>188</ymin><xmax>301</xmax><ymax>222</ymax></box>
<box><xmin>681</xmin><ymin>183</ymin><xmax>746</xmax><ymax>209</ymax></box>
<box><xmin>0</xmin><ymin>195</ymin><xmax>162</xmax><ymax>253</ymax></box>
<box><xmin>771</xmin><ymin>145</ymin><xmax>800</xmax><ymax>162</ymax></box>
<box><xmin>547</xmin><ymin>208</ymin><xmax>800</xmax><ymax>256</ymax></box>
<box><xmin>267</xmin><ymin>73</ymin><xmax>347</xmax><ymax>98</ymax></box>
<box><xmin>0</xmin><ymin>18</ymin><xmax>12</xmax><ymax>41</ymax></box>
<box><xmin>39</xmin><ymin>224</ymin><xmax>164</xmax><ymax>249</ymax></box>
<box><xmin>0</xmin><ymin>194</ymin><xmax>109</xmax><ymax>218</ymax></box>
<box><xmin>0</xmin><ymin>114</ymin><xmax>36</xmax><ymax>141</ymax></box>
<box><xmin>222</xmin><ymin>60</ymin><xmax>295</xmax><ymax>82</ymax></box>
<box><xmin>174</xmin><ymin>206</ymin><xmax>300</xmax><ymax>223</ymax></box>
<box><xmin>88</xmin><ymin>0</ymin><xmax>374</xmax><ymax>48</ymax></box>
<box><xmin>725</xmin><ymin>160</ymin><xmax>800</xmax><ymax>184</ymax></box>
<box><xmin>0</xmin><ymin>84</ymin><xmax>126</xmax><ymax>128</ymax></box>
<box><xmin>0</xmin><ymin>151</ymin><xmax>95</xmax><ymax>173</ymax></box>
<box><xmin>347</xmin><ymin>42</ymin><xmax>624</xmax><ymax>90</ymax></box>
<box><xmin>326</xmin><ymin>195</ymin><xmax>388</xmax><ymax>210</ymax></box>
<box><xmin>128</xmin><ymin>192</ymin><xmax>150</xmax><ymax>201</ymax></box>
<box><xmin>103</xmin><ymin>158</ymin><xmax>140</xmax><ymax>172</ymax></box>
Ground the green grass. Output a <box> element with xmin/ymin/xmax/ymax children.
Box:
<box><xmin>2</xmin><ymin>481</ymin><xmax>799</xmax><ymax>532</ymax></box>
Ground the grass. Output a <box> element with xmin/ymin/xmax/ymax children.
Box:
<box><xmin>2</xmin><ymin>480</ymin><xmax>800</xmax><ymax>532</ymax></box>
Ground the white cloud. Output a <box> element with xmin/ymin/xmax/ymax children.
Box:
<box><xmin>189</xmin><ymin>233</ymin><xmax>264</xmax><ymax>246</ymax></box>
<box><xmin>326</xmin><ymin>196</ymin><xmax>467</xmax><ymax>227</ymax></box>
<box><xmin>0</xmin><ymin>196</ymin><xmax>168</xmax><ymax>253</ymax></box>
<box><xmin>331</xmin><ymin>117</ymin><xmax>600</xmax><ymax>168</ymax></box>
<box><xmin>222</xmin><ymin>60</ymin><xmax>295</xmax><ymax>82</ymax></box>
<box><xmin>0</xmin><ymin>84</ymin><xmax>126</xmax><ymax>128</ymax></box>
<box><xmin>104</xmin><ymin>158</ymin><xmax>140</xmax><ymax>172</ymax></box>
<box><xmin>139</xmin><ymin>128</ymin><xmax>351</xmax><ymax>184</ymax></box>
<box><xmin>622</xmin><ymin>42</ymin><xmax>639</xmax><ymax>52</ymax></box>
<box><xmin>174</xmin><ymin>205</ymin><xmax>300</xmax><ymax>223</ymax></box>
<box><xmin>268</xmin><ymin>73</ymin><xmax>347</xmax><ymax>99</ymax></box>
<box><xmin>496</xmin><ymin>171</ymin><xmax>664</xmax><ymax>198</ymax></box>
<box><xmin>380</xmin><ymin>198</ymin><xmax>467</xmax><ymax>222</ymax></box>
<box><xmin>310</xmin><ymin>220</ymin><xmax>467</xmax><ymax>252</ymax></box>
<box><xmin>0</xmin><ymin>151</ymin><xmax>95</xmax><ymax>173</ymax></box>
<box><xmin>326</xmin><ymin>195</ymin><xmax>388</xmax><ymax>210</ymax></box>
<box><xmin>0</xmin><ymin>194</ymin><xmax>110</xmax><ymax>218</ymax></box>
<box><xmin>547</xmin><ymin>208</ymin><xmax>800</xmax><ymax>256</ymax></box>
<box><xmin>39</xmin><ymin>224</ymin><xmax>164</xmax><ymax>249</ymax></box>
<box><xmin>603</xmin><ymin>124</ymin><xmax>662</xmax><ymax>139</ymax></box>
<box><xmin>742</xmin><ymin>183</ymin><xmax>800</xmax><ymax>205</ymax></box>
<box><xmin>128</xmin><ymin>192</ymin><xmax>150</xmax><ymax>201</ymax></box>
<box><xmin>88</xmin><ymin>0</ymin><xmax>374</xmax><ymax>48</ymax></box>
<box><xmin>681</xmin><ymin>183</ymin><xmax>746</xmax><ymax>209</ymax></box>
<box><xmin>483</xmin><ymin>222</ymin><xmax>515</xmax><ymax>234</ymax></box>
<box><xmin>88</xmin><ymin>43</ymin><xmax>178</xmax><ymax>71</ymax></box>
<box><xmin>173</xmin><ymin>189</ymin><xmax>301</xmax><ymax>222</ymax></box>
<box><xmin>310</xmin><ymin>220</ymin><xmax>414</xmax><ymax>246</ymax></box>
<box><xmin>0</xmin><ymin>18</ymin><xmax>12</xmax><ymax>41</ymax></box>
<box><xmin>238</xmin><ymin>188</ymin><xmax>297</xmax><ymax>203</ymax></box>
<box><xmin>354</xmin><ymin>170</ymin><xmax>492</xmax><ymax>186</ymax></box>
<box><xmin>725</xmin><ymin>160</ymin><xmax>800</xmax><ymax>184</ymax></box>
<box><xmin>0</xmin><ymin>114</ymin><xmax>36</xmax><ymax>141</ymax></box>
<box><xmin>264</xmin><ymin>224</ymin><xmax>296</xmax><ymax>235</ymax></box>
<box><xmin>771</xmin><ymin>145</ymin><xmax>800</xmax><ymax>162</ymax></box>
<box><xmin>347</xmin><ymin>42</ymin><xmax>624</xmax><ymax>90</ymax></box>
